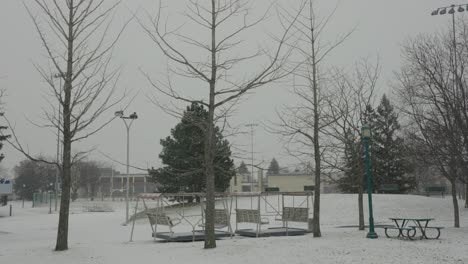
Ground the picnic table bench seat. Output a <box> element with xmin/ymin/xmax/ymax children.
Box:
<box><xmin>384</xmin><ymin>226</ymin><xmax>416</xmax><ymax>238</ymax></box>
<box><xmin>408</xmin><ymin>226</ymin><xmax>444</xmax><ymax>239</ymax></box>
<box><xmin>379</xmin><ymin>184</ymin><xmax>399</xmax><ymax>194</ymax></box>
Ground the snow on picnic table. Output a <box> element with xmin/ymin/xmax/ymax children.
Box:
<box><xmin>1</xmin><ymin>194</ymin><xmax>467</xmax><ymax>264</ymax></box>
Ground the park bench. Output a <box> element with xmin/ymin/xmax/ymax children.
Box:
<box><xmin>425</xmin><ymin>186</ymin><xmax>446</xmax><ymax>197</ymax></box>
<box><xmin>379</xmin><ymin>184</ymin><xmax>399</xmax><ymax>194</ymax></box>
<box><xmin>199</xmin><ymin>208</ymin><xmax>233</xmax><ymax>235</ymax></box>
<box><xmin>146</xmin><ymin>212</ymin><xmax>181</xmax><ymax>240</ymax></box>
<box><xmin>280</xmin><ymin>207</ymin><xmax>309</xmax><ymax>223</ymax></box>
<box><xmin>236</xmin><ymin>209</ymin><xmax>269</xmax><ymax>225</ymax></box>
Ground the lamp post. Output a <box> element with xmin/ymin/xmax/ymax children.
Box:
<box><xmin>115</xmin><ymin>110</ymin><xmax>138</xmax><ymax>224</ymax></box>
<box><xmin>362</xmin><ymin>123</ymin><xmax>378</xmax><ymax>239</ymax></box>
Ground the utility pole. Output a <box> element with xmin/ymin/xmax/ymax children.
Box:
<box><xmin>245</xmin><ymin>124</ymin><xmax>258</xmax><ymax>192</ymax></box>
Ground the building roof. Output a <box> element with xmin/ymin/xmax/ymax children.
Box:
<box><xmin>267</xmin><ymin>172</ymin><xmax>313</xmax><ymax>177</ymax></box>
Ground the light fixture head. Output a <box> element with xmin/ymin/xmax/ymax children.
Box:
<box><xmin>361</xmin><ymin>123</ymin><xmax>371</xmax><ymax>139</ymax></box>
<box><xmin>114</xmin><ymin>110</ymin><xmax>124</xmax><ymax>117</ymax></box>
<box><xmin>129</xmin><ymin>112</ymin><xmax>138</xmax><ymax>119</ymax></box>
<box><xmin>448</xmin><ymin>7</ymin><xmax>455</xmax><ymax>14</ymax></box>
<box><xmin>440</xmin><ymin>8</ymin><xmax>447</xmax><ymax>15</ymax></box>
<box><xmin>431</xmin><ymin>9</ymin><xmax>439</xmax><ymax>15</ymax></box>
<box><xmin>458</xmin><ymin>6</ymin><xmax>465</xmax><ymax>12</ymax></box>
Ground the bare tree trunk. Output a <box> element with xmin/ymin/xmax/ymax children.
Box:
<box><xmin>56</xmin><ymin>129</ymin><xmax>71</xmax><ymax>250</ymax></box>
<box><xmin>55</xmin><ymin>0</ymin><xmax>74</xmax><ymax>250</ymax></box>
<box><xmin>204</xmin><ymin>104</ymin><xmax>216</xmax><ymax>248</ymax></box>
<box><xmin>463</xmin><ymin>183</ymin><xmax>468</xmax><ymax>208</ymax></box>
<box><xmin>450</xmin><ymin>179</ymin><xmax>460</xmax><ymax>228</ymax></box>
<box><xmin>358</xmin><ymin>183</ymin><xmax>365</xmax><ymax>230</ymax></box>
<box><xmin>309</xmin><ymin>0</ymin><xmax>321</xmax><ymax>238</ymax></box>
<box><xmin>56</xmin><ymin>12</ymin><xmax>74</xmax><ymax>247</ymax></box>
<box><xmin>312</xmin><ymin>69</ymin><xmax>321</xmax><ymax>237</ymax></box>
<box><xmin>458</xmin><ymin>181</ymin><xmax>462</xmax><ymax>199</ymax></box>
<box><xmin>204</xmin><ymin>1</ymin><xmax>217</xmax><ymax>247</ymax></box>
<box><xmin>14</xmin><ymin>0</ymin><xmax>126</xmax><ymax>251</ymax></box>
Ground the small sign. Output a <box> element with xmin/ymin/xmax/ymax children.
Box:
<box><xmin>304</xmin><ymin>185</ymin><xmax>315</xmax><ymax>191</ymax></box>
<box><xmin>265</xmin><ymin>187</ymin><xmax>280</xmax><ymax>192</ymax></box>
<box><xmin>0</xmin><ymin>178</ymin><xmax>13</xmax><ymax>194</ymax></box>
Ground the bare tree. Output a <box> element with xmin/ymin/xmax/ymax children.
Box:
<box><xmin>321</xmin><ymin>59</ymin><xmax>379</xmax><ymax>231</ymax></box>
<box><xmin>139</xmin><ymin>0</ymin><xmax>300</xmax><ymax>248</ymax></box>
<box><xmin>272</xmin><ymin>0</ymin><xmax>353</xmax><ymax>237</ymax></box>
<box><xmin>1</xmin><ymin>0</ymin><xmax>127</xmax><ymax>250</ymax></box>
<box><xmin>397</xmin><ymin>30</ymin><xmax>466</xmax><ymax>227</ymax></box>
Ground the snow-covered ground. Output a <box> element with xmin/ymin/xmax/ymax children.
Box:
<box><xmin>1</xmin><ymin>194</ymin><xmax>467</xmax><ymax>264</ymax></box>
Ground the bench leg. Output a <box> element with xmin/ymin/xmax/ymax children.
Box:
<box><xmin>384</xmin><ymin>228</ymin><xmax>390</xmax><ymax>238</ymax></box>
<box><xmin>425</xmin><ymin>228</ymin><xmax>441</xmax><ymax>239</ymax></box>
<box><xmin>385</xmin><ymin>228</ymin><xmax>403</xmax><ymax>238</ymax></box>
<box><xmin>406</xmin><ymin>229</ymin><xmax>416</xmax><ymax>240</ymax></box>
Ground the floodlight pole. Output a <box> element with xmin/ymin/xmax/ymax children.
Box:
<box><xmin>115</xmin><ymin>111</ymin><xmax>138</xmax><ymax>224</ymax></box>
<box><xmin>431</xmin><ymin>4</ymin><xmax>468</xmax><ymax>96</ymax></box>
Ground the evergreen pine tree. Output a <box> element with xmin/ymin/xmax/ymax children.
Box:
<box><xmin>149</xmin><ymin>103</ymin><xmax>235</xmax><ymax>194</ymax></box>
<box><xmin>338</xmin><ymin>128</ymin><xmax>365</xmax><ymax>193</ymax></box>
<box><xmin>337</xmin><ymin>105</ymin><xmax>376</xmax><ymax>193</ymax></box>
<box><xmin>371</xmin><ymin>95</ymin><xmax>415</xmax><ymax>193</ymax></box>
<box><xmin>237</xmin><ymin>161</ymin><xmax>249</xmax><ymax>174</ymax></box>
<box><xmin>267</xmin><ymin>158</ymin><xmax>280</xmax><ymax>175</ymax></box>
<box><xmin>0</xmin><ymin>122</ymin><xmax>10</xmax><ymax>163</ymax></box>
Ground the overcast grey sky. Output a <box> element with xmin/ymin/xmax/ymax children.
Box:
<box><xmin>0</xmin><ymin>0</ymin><xmax>459</xmax><ymax>177</ymax></box>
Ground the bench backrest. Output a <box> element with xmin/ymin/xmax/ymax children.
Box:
<box><xmin>282</xmin><ymin>207</ymin><xmax>309</xmax><ymax>222</ymax></box>
<box><xmin>425</xmin><ymin>186</ymin><xmax>446</xmax><ymax>193</ymax></box>
<box><xmin>214</xmin><ymin>209</ymin><xmax>229</xmax><ymax>226</ymax></box>
<box><xmin>236</xmin><ymin>209</ymin><xmax>261</xmax><ymax>223</ymax></box>
<box><xmin>146</xmin><ymin>213</ymin><xmax>174</xmax><ymax>227</ymax></box>
<box><xmin>379</xmin><ymin>184</ymin><xmax>399</xmax><ymax>191</ymax></box>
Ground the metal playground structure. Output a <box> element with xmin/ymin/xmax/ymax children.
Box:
<box><xmin>129</xmin><ymin>191</ymin><xmax>314</xmax><ymax>242</ymax></box>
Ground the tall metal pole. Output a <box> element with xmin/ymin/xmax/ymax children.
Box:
<box><xmin>55</xmin><ymin>103</ymin><xmax>60</xmax><ymax>212</ymax></box>
<box><xmin>452</xmin><ymin>9</ymin><xmax>459</xmax><ymax>99</ymax></box>
<box><xmin>246</xmin><ymin>124</ymin><xmax>257</xmax><ymax>192</ymax></box>
<box><xmin>111</xmin><ymin>165</ymin><xmax>114</xmax><ymax>201</ymax></box>
<box><xmin>115</xmin><ymin>111</ymin><xmax>137</xmax><ymax>225</ymax></box>
<box><xmin>364</xmin><ymin>137</ymin><xmax>378</xmax><ymax>239</ymax></box>
<box><xmin>125</xmin><ymin>122</ymin><xmax>130</xmax><ymax>224</ymax></box>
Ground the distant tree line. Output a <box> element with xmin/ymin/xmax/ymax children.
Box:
<box><xmin>14</xmin><ymin>159</ymin><xmax>103</xmax><ymax>201</ymax></box>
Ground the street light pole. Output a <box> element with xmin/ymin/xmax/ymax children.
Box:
<box><xmin>362</xmin><ymin>123</ymin><xmax>377</xmax><ymax>239</ymax></box>
<box><xmin>246</xmin><ymin>124</ymin><xmax>258</xmax><ymax>192</ymax></box>
<box><xmin>115</xmin><ymin>110</ymin><xmax>138</xmax><ymax>224</ymax></box>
